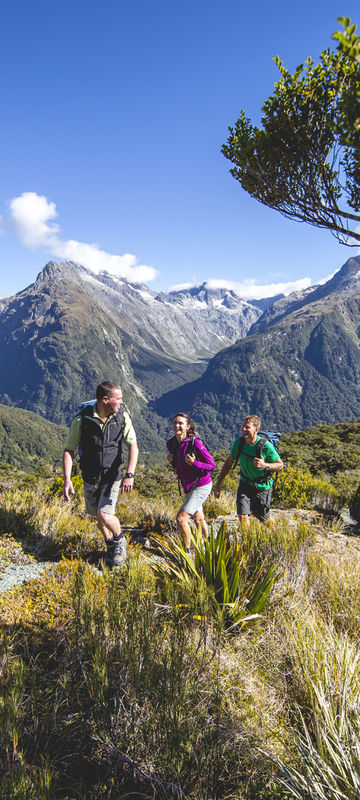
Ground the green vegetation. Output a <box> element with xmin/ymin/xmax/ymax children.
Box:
<box><xmin>281</xmin><ymin>419</ymin><xmax>360</xmax><ymax>476</ymax></box>
<box><xmin>279</xmin><ymin>419</ymin><xmax>360</xmax><ymax>507</ymax></box>
<box><xmin>164</xmin><ymin>295</ymin><xmax>360</xmax><ymax>445</ymax></box>
<box><xmin>0</xmin><ymin>403</ymin><xmax>66</xmax><ymax>471</ymax></box>
<box><xmin>149</xmin><ymin>522</ymin><xmax>277</xmax><ymax>629</ymax></box>
<box><xmin>222</xmin><ymin>17</ymin><xmax>360</xmax><ymax>246</ymax></box>
<box><xmin>1</xmin><ymin>411</ymin><xmax>360</xmax><ymax>798</ymax></box>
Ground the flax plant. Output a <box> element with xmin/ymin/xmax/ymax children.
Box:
<box><xmin>149</xmin><ymin>522</ymin><xmax>277</xmax><ymax>629</ymax></box>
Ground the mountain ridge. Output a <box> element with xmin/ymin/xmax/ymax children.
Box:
<box><xmin>0</xmin><ymin>260</ymin><xmax>271</xmax><ymax>449</ymax></box>
<box><xmin>2</xmin><ymin>255</ymin><xmax>358</xmax><ymax>452</ymax></box>
<box><xmin>152</xmin><ymin>256</ymin><xmax>360</xmax><ymax>448</ymax></box>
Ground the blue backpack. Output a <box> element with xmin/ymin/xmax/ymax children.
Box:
<box><xmin>78</xmin><ymin>399</ymin><xmax>96</xmax><ymax>412</ymax></box>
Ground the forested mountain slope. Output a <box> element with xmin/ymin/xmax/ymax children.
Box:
<box><xmin>152</xmin><ymin>257</ymin><xmax>360</xmax><ymax>449</ymax></box>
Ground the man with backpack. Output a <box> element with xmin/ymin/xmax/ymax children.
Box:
<box><xmin>213</xmin><ymin>415</ymin><xmax>283</xmax><ymax>529</ymax></box>
<box><xmin>63</xmin><ymin>381</ymin><xmax>138</xmax><ymax>567</ymax></box>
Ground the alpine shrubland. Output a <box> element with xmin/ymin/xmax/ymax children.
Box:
<box><xmin>1</xmin><ymin>419</ymin><xmax>360</xmax><ymax>799</ymax></box>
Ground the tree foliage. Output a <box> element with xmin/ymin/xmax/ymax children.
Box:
<box><xmin>222</xmin><ymin>17</ymin><xmax>360</xmax><ymax>245</ymax></box>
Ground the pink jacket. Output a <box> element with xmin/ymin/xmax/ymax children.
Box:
<box><xmin>167</xmin><ymin>436</ymin><xmax>216</xmax><ymax>493</ymax></box>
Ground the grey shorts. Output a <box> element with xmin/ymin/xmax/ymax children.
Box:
<box><xmin>180</xmin><ymin>482</ymin><xmax>212</xmax><ymax>516</ymax></box>
<box><xmin>83</xmin><ymin>480</ymin><xmax>121</xmax><ymax>516</ymax></box>
<box><xmin>236</xmin><ymin>481</ymin><xmax>272</xmax><ymax>522</ymax></box>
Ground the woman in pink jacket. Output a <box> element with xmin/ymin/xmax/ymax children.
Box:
<box><xmin>167</xmin><ymin>412</ymin><xmax>216</xmax><ymax>553</ymax></box>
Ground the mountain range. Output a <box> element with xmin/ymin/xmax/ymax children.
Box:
<box><xmin>0</xmin><ymin>260</ymin><xmax>274</xmax><ymax>449</ymax></box>
<box><xmin>1</xmin><ymin>255</ymin><xmax>360</xmax><ymax>453</ymax></box>
<box><xmin>152</xmin><ymin>256</ymin><xmax>360</xmax><ymax>448</ymax></box>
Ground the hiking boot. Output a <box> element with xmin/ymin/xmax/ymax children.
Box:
<box><xmin>105</xmin><ymin>536</ymin><xmax>127</xmax><ymax>568</ymax></box>
<box><xmin>112</xmin><ymin>535</ymin><xmax>127</xmax><ymax>567</ymax></box>
<box><xmin>105</xmin><ymin>539</ymin><xmax>115</xmax><ymax>568</ymax></box>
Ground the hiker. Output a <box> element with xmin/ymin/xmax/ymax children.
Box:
<box><xmin>63</xmin><ymin>380</ymin><xmax>138</xmax><ymax>567</ymax></box>
<box><xmin>167</xmin><ymin>412</ymin><xmax>216</xmax><ymax>553</ymax></box>
<box><xmin>213</xmin><ymin>414</ymin><xmax>283</xmax><ymax>529</ymax></box>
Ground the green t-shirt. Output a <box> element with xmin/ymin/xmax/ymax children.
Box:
<box><xmin>230</xmin><ymin>435</ymin><xmax>279</xmax><ymax>490</ymax></box>
<box><xmin>65</xmin><ymin>408</ymin><xmax>136</xmax><ymax>452</ymax></box>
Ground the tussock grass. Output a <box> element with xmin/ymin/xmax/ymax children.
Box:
<box><xmin>117</xmin><ymin>490</ymin><xmax>177</xmax><ymax>532</ymax></box>
<box><xmin>0</xmin><ymin>485</ymin><xmax>101</xmax><ymax>558</ymax></box>
<box><xmin>0</xmin><ymin>559</ymin><xmax>287</xmax><ymax>799</ymax></box>
<box><xmin>204</xmin><ymin>488</ymin><xmax>237</xmax><ymax>518</ymax></box>
<box><xmin>2</xmin><ymin>465</ymin><xmax>360</xmax><ymax>797</ymax></box>
<box><xmin>271</xmin><ymin>616</ymin><xmax>360</xmax><ymax>799</ymax></box>
<box><xmin>307</xmin><ymin>550</ymin><xmax>360</xmax><ymax>640</ymax></box>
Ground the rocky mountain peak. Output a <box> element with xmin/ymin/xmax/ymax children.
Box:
<box><xmin>250</xmin><ymin>256</ymin><xmax>360</xmax><ymax>335</ymax></box>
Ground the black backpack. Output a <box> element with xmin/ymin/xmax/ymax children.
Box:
<box><xmin>232</xmin><ymin>430</ymin><xmax>282</xmax><ymax>484</ymax></box>
<box><xmin>167</xmin><ymin>434</ymin><xmax>203</xmax><ymax>459</ymax></box>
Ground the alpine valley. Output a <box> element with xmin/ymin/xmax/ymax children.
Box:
<box><xmin>1</xmin><ymin>255</ymin><xmax>360</xmax><ymax>453</ymax></box>
<box><xmin>0</xmin><ymin>260</ymin><xmax>273</xmax><ymax>451</ymax></box>
<box><xmin>153</xmin><ymin>255</ymin><xmax>360</xmax><ymax>449</ymax></box>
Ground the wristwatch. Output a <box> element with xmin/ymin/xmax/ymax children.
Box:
<box><xmin>125</xmin><ymin>472</ymin><xmax>135</xmax><ymax>478</ymax></box>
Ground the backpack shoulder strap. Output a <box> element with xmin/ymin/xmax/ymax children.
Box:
<box><xmin>255</xmin><ymin>434</ymin><xmax>268</xmax><ymax>459</ymax></box>
<box><xmin>232</xmin><ymin>436</ymin><xmax>245</xmax><ymax>470</ymax></box>
<box><xmin>76</xmin><ymin>403</ymin><xmax>95</xmax><ymax>430</ymax></box>
<box><xmin>167</xmin><ymin>435</ymin><xmax>177</xmax><ymax>455</ymax></box>
<box><xmin>187</xmin><ymin>435</ymin><xmax>200</xmax><ymax>457</ymax></box>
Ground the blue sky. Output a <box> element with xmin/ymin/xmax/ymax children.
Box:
<box><xmin>0</xmin><ymin>0</ymin><xmax>359</xmax><ymax>299</ymax></box>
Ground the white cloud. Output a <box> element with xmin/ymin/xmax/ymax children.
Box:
<box><xmin>7</xmin><ymin>191</ymin><xmax>158</xmax><ymax>283</ymax></box>
<box><xmin>169</xmin><ymin>282</ymin><xmax>197</xmax><ymax>292</ymax></box>
<box><xmin>169</xmin><ymin>276</ymin><xmax>312</xmax><ymax>299</ymax></box>
<box><xmin>10</xmin><ymin>193</ymin><xmax>60</xmax><ymax>248</ymax></box>
<box><xmin>317</xmin><ymin>270</ymin><xmax>337</xmax><ymax>285</ymax></box>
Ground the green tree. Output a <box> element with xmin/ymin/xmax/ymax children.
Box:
<box><xmin>222</xmin><ymin>17</ymin><xmax>360</xmax><ymax>245</ymax></box>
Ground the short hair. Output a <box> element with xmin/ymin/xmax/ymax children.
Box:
<box><xmin>96</xmin><ymin>381</ymin><xmax>121</xmax><ymax>401</ymax></box>
<box><xmin>172</xmin><ymin>412</ymin><xmax>197</xmax><ymax>437</ymax></box>
<box><xmin>243</xmin><ymin>414</ymin><xmax>261</xmax><ymax>430</ymax></box>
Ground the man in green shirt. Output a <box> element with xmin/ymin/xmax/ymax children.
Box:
<box><xmin>214</xmin><ymin>415</ymin><xmax>283</xmax><ymax>529</ymax></box>
<box><xmin>63</xmin><ymin>380</ymin><xmax>138</xmax><ymax>566</ymax></box>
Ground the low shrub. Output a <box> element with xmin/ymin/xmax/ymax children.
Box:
<box><xmin>273</xmin><ymin>466</ymin><xmax>340</xmax><ymax>510</ymax></box>
<box><xmin>48</xmin><ymin>473</ymin><xmax>84</xmax><ymax>500</ymax></box>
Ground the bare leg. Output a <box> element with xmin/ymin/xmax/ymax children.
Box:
<box><xmin>97</xmin><ymin>510</ymin><xmax>122</xmax><ymax>542</ymax></box>
<box><xmin>177</xmin><ymin>509</ymin><xmax>192</xmax><ymax>550</ymax></box>
<box><xmin>193</xmin><ymin>509</ymin><xmax>208</xmax><ymax>539</ymax></box>
<box><xmin>238</xmin><ymin>513</ymin><xmax>250</xmax><ymax>530</ymax></box>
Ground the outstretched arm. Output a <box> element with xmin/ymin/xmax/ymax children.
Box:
<box><xmin>213</xmin><ymin>456</ymin><xmax>234</xmax><ymax>498</ymax></box>
<box><xmin>63</xmin><ymin>449</ymin><xmax>75</xmax><ymax>501</ymax></box>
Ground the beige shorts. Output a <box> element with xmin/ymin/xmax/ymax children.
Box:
<box><xmin>180</xmin><ymin>482</ymin><xmax>212</xmax><ymax>515</ymax></box>
<box><xmin>83</xmin><ymin>480</ymin><xmax>121</xmax><ymax>516</ymax></box>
